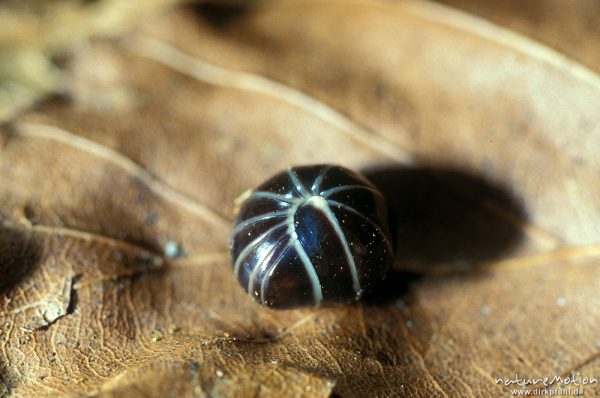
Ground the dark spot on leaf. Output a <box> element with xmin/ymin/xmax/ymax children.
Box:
<box><xmin>22</xmin><ymin>204</ymin><xmax>36</xmax><ymax>224</ymax></box>
<box><xmin>66</xmin><ymin>274</ymin><xmax>81</xmax><ymax>316</ymax></box>
<box><xmin>145</xmin><ymin>211</ymin><xmax>159</xmax><ymax>225</ymax></box>
<box><xmin>192</xmin><ymin>2</ymin><xmax>253</xmax><ymax>29</ymax></box>
<box><xmin>0</xmin><ymin>227</ymin><xmax>41</xmax><ymax>293</ymax></box>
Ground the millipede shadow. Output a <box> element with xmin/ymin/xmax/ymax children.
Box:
<box><xmin>361</xmin><ymin>164</ymin><xmax>527</xmax><ymax>303</ymax></box>
<box><xmin>0</xmin><ymin>227</ymin><xmax>41</xmax><ymax>293</ymax></box>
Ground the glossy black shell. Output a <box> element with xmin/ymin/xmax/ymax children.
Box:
<box><xmin>230</xmin><ymin>165</ymin><xmax>393</xmax><ymax>309</ymax></box>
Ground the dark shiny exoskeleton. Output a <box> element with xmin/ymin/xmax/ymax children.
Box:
<box><xmin>230</xmin><ymin>165</ymin><xmax>393</xmax><ymax>309</ymax></box>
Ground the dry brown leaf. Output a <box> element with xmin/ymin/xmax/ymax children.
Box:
<box><xmin>432</xmin><ymin>0</ymin><xmax>600</xmax><ymax>73</ymax></box>
<box><xmin>1</xmin><ymin>0</ymin><xmax>600</xmax><ymax>396</ymax></box>
<box><xmin>0</xmin><ymin>0</ymin><xmax>185</xmax><ymax>122</ymax></box>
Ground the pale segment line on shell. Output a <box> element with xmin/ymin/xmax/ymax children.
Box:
<box><xmin>233</xmin><ymin>221</ymin><xmax>287</xmax><ymax>275</ymax></box>
<box><xmin>247</xmin><ymin>233</ymin><xmax>288</xmax><ymax>294</ymax></box>
<box><xmin>16</xmin><ymin>122</ymin><xmax>229</xmax><ymax>233</ymax></box>
<box><xmin>249</xmin><ymin>191</ymin><xmax>299</xmax><ymax>204</ymax></box>
<box><xmin>287</xmin><ymin>168</ymin><xmax>311</xmax><ymax>199</ymax></box>
<box><xmin>293</xmin><ymin>239</ymin><xmax>324</xmax><ymax>306</ymax></box>
<box><xmin>231</xmin><ymin>210</ymin><xmax>289</xmax><ymax>236</ymax></box>
<box><xmin>308</xmin><ymin>196</ymin><xmax>361</xmax><ymax>294</ymax></box>
<box><xmin>259</xmin><ymin>238</ymin><xmax>295</xmax><ymax>305</ymax></box>
<box><xmin>311</xmin><ymin>165</ymin><xmax>333</xmax><ymax>195</ymax></box>
<box><xmin>327</xmin><ymin>199</ymin><xmax>393</xmax><ymax>255</ymax></box>
<box><xmin>256</xmin><ymin>192</ymin><xmax>324</xmax><ymax>306</ymax></box>
<box><xmin>320</xmin><ymin>184</ymin><xmax>384</xmax><ymax>199</ymax></box>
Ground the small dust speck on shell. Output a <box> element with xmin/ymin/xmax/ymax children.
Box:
<box><xmin>216</xmin><ymin>370</ymin><xmax>224</xmax><ymax>378</ymax></box>
<box><xmin>480</xmin><ymin>306</ymin><xmax>491</xmax><ymax>316</ymax></box>
<box><xmin>557</xmin><ymin>297</ymin><xmax>567</xmax><ymax>307</ymax></box>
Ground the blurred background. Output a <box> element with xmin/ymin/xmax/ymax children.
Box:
<box><xmin>1</xmin><ymin>0</ymin><xmax>599</xmax><ymax>123</ymax></box>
